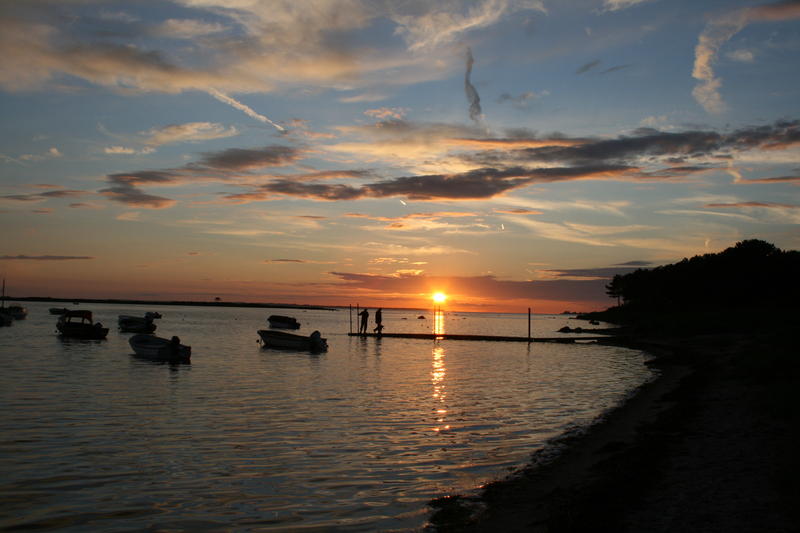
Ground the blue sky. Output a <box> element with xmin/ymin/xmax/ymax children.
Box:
<box><xmin>1</xmin><ymin>0</ymin><xmax>799</xmax><ymax>311</ymax></box>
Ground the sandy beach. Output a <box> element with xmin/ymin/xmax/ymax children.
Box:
<box><xmin>429</xmin><ymin>333</ymin><xmax>799</xmax><ymax>532</ymax></box>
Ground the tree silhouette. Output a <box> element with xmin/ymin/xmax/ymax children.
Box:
<box><xmin>606</xmin><ymin>240</ymin><xmax>798</xmax><ymax>310</ymax></box>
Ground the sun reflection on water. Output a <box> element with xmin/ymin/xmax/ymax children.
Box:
<box><xmin>431</xmin><ymin>345</ymin><xmax>449</xmax><ymax>433</ymax></box>
<box><xmin>433</xmin><ymin>309</ymin><xmax>445</xmax><ymax>336</ymax></box>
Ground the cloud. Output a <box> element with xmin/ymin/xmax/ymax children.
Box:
<box><xmin>736</xmin><ymin>175</ymin><xmax>800</xmax><ymax>184</ymax></box>
<box><xmin>391</xmin><ymin>0</ymin><xmax>546</xmax><ymax>52</ymax></box>
<box><xmin>0</xmin><ymin>0</ymin><xmax>549</xmax><ymax>102</ymax></box>
<box><xmin>116</xmin><ymin>211</ymin><xmax>142</xmax><ymax>221</ymax></box>
<box><xmin>496</xmin><ymin>91</ymin><xmax>547</xmax><ymax>109</ymax></box>
<box><xmin>197</xmin><ymin>145</ymin><xmax>299</xmax><ymax>170</ymax></box>
<box><xmin>1</xmin><ymin>189</ymin><xmax>86</xmax><ymax>202</ymax></box>
<box><xmin>465</xmin><ymin>120</ymin><xmax>800</xmax><ymax>168</ymax></box>
<box><xmin>153</xmin><ymin>19</ymin><xmax>226</xmax><ymax>38</ymax></box>
<box><xmin>494</xmin><ymin>208</ymin><xmax>544</xmax><ymax>215</ymax></box>
<box><xmin>99</xmin><ymin>144</ymin><xmax>302</xmax><ymax>208</ymax></box>
<box><xmin>602</xmin><ymin>0</ymin><xmax>654</xmax><ymax>11</ymax></box>
<box><xmin>692</xmin><ymin>1</ymin><xmax>800</xmax><ymax>114</ymax></box>
<box><xmin>704</xmin><ymin>201</ymin><xmax>799</xmax><ymax>209</ymax></box>
<box><xmin>104</xmin><ymin>146</ymin><xmax>139</xmax><ymax>154</ymax></box>
<box><xmin>142</xmin><ymin>122</ymin><xmax>239</xmax><ymax>146</ymax></box>
<box><xmin>576</xmin><ymin>59</ymin><xmax>601</xmax><ymax>74</ymax></box>
<box><xmin>464</xmin><ymin>47</ymin><xmax>483</xmax><ymax>125</ymax></box>
<box><xmin>364</xmin><ymin>107</ymin><xmax>408</xmax><ymax>120</ymax></box>
<box><xmin>264</xmin><ymin>258</ymin><xmax>337</xmax><ymax>264</ymax></box>
<box><xmin>223</xmin><ymin>164</ymin><xmax>635</xmax><ymax>203</ymax></box>
<box><xmin>0</xmin><ymin>255</ymin><xmax>94</xmax><ymax>260</ymax></box>
<box><xmin>727</xmin><ymin>49</ymin><xmax>755</xmax><ymax>62</ymax></box>
<box><xmin>100</xmin><ymin>187</ymin><xmax>176</xmax><ymax>209</ymax></box>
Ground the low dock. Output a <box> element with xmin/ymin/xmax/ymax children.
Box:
<box><xmin>347</xmin><ymin>332</ymin><xmax>620</xmax><ymax>344</ymax></box>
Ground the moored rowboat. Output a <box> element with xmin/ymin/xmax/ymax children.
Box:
<box><xmin>258</xmin><ymin>329</ymin><xmax>328</xmax><ymax>352</ymax></box>
<box><xmin>129</xmin><ymin>334</ymin><xmax>191</xmax><ymax>362</ymax></box>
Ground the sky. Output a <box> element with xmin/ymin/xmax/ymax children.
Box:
<box><xmin>1</xmin><ymin>0</ymin><xmax>799</xmax><ymax>313</ymax></box>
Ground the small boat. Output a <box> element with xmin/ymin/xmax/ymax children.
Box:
<box><xmin>118</xmin><ymin>314</ymin><xmax>157</xmax><ymax>333</ymax></box>
<box><xmin>6</xmin><ymin>305</ymin><xmax>27</xmax><ymax>320</ymax></box>
<box><xmin>57</xmin><ymin>310</ymin><xmax>108</xmax><ymax>339</ymax></box>
<box><xmin>129</xmin><ymin>334</ymin><xmax>191</xmax><ymax>362</ymax></box>
<box><xmin>267</xmin><ymin>314</ymin><xmax>300</xmax><ymax>329</ymax></box>
<box><xmin>0</xmin><ymin>279</ymin><xmax>19</xmax><ymax>325</ymax></box>
<box><xmin>49</xmin><ymin>307</ymin><xmax>70</xmax><ymax>315</ymax></box>
<box><xmin>258</xmin><ymin>329</ymin><xmax>328</xmax><ymax>352</ymax></box>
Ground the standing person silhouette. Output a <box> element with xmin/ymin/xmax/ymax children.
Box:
<box><xmin>373</xmin><ymin>308</ymin><xmax>383</xmax><ymax>335</ymax></box>
<box><xmin>358</xmin><ymin>308</ymin><xmax>369</xmax><ymax>335</ymax></box>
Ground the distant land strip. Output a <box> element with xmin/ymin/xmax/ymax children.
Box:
<box><xmin>8</xmin><ymin>296</ymin><xmax>337</xmax><ymax>311</ymax></box>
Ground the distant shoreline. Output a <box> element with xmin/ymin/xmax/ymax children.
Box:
<box><xmin>6</xmin><ymin>296</ymin><xmax>338</xmax><ymax>312</ymax></box>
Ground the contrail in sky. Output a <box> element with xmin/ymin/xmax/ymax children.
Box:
<box><xmin>207</xmin><ymin>88</ymin><xmax>285</xmax><ymax>132</ymax></box>
<box><xmin>464</xmin><ymin>47</ymin><xmax>483</xmax><ymax>124</ymax></box>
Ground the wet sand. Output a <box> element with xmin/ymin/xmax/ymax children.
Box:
<box><xmin>428</xmin><ymin>334</ymin><xmax>799</xmax><ymax>532</ymax></box>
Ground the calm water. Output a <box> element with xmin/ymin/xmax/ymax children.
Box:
<box><xmin>0</xmin><ymin>303</ymin><xmax>653</xmax><ymax>531</ymax></box>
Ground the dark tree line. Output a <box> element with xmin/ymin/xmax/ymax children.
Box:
<box><xmin>605</xmin><ymin>240</ymin><xmax>800</xmax><ymax>311</ymax></box>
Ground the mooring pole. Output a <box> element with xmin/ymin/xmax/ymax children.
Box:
<box><xmin>349</xmin><ymin>304</ymin><xmax>352</xmax><ymax>334</ymax></box>
<box><xmin>528</xmin><ymin>307</ymin><xmax>532</xmax><ymax>343</ymax></box>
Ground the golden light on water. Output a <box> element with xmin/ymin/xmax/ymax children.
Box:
<box><xmin>433</xmin><ymin>309</ymin><xmax>445</xmax><ymax>336</ymax></box>
<box><xmin>431</xmin><ymin>346</ymin><xmax>449</xmax><ymax>433</ymax></box>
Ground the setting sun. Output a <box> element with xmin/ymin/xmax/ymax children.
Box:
<box><xmin>433</xmin><ymin>292</ymin><xmax>447</xmax><ymax>303</ymax></box>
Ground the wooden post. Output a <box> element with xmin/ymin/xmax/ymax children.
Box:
<box><xmin>356</xmin><ymin>303</ymin><xmax>360</xmax><ymax>335</ymax></box>
<box><xmin>528</xmin><ymin>307</ymin><xmax>532</xmax><ymax>343</ymax></box>
<box><xmin>349</xmin><ymin>304</ymin><xmax>352</xmax><ymax>334</ymax></box>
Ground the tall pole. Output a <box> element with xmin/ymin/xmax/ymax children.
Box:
<box><xmin>349</xmin><ymin>304</ymin><xmax>352</xmax><ymax>334</ymax></box>
<box><xmin>528</xmin><ymin>307</ymin><xmax>531</xmax><ymax>343</ymax></box>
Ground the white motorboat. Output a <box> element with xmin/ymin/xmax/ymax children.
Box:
<box><xmin>258</xmin><ymin>329</ymin><xmax>328</xmax><ymax>352</ymax></box>
<box><xmin>129</xmin><ymin>334</ymin><xmax>191</xmax><ymax>362</ymax></box>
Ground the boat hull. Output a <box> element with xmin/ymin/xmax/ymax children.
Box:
<box><xmin>129</xmin><ymin>334</ymin><xmax>191</xmax><ymax>362</ymax></box>
<box><xmin>267</xmin><ymin>315</ymin><xmax>300</xmax><ymax>329</ymax></box>
<box><xmin>118</xmin><ymin>315</ymin><xmax>157</xmax><ymax>333</ymax></box>
<box><xmin>57</xmin><ymin>323</ymin><xmax>109</xmax><ymax>339</ymax></box>
<box><xmin>258</xmin><ymin>329</ymin><xmax>327</xmax><ymax>352</ymax></box>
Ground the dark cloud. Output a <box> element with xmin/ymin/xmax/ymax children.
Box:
<box><xmin>99</xmin><ymin>185</ymin><xmax>176</xmax><ymax>208</ymax></box>
<box><xmin>1</xmin><ymin>189</ymin><xmax>86</xmax><ymax>202</ymax></box>
<box><xmin>0</xmin><ymin>254</ymin><xmax>94</xmax><ymax>260</ymax></box>
<box><xmin>538</xmin><ymin>266</ymin><xmax>642</xmax><ymax>279</ymax></box>
<box><xmin>600</xmin><ymin>64</ymin><xmax>631</xmax><ymax>74</ymax></box>
<box><xmin>464</xmin><ymin>47</ymin><xmax>482</xmax><ymax>124</ymax></box>
<box><xmin>224</xmin><ymin>164</ymin><xmax>634</xmax><ymax>203</ymax></box>
<box><xmin>614</xmin><ymin>260</ymin><xmax>653</xmax><ymax>267</ymax></box>
<box><xmin>576</xmin><ymin>59</ymin><xmax>601</xmax><ymax>74</ymax></box>
<box><xmin>101</xmin><ymin>145</ymin><xmax>301</xmax><ymax>207</ymax></box>
<box><xmin>737</xmin><ymin>175</ymin><xmax>800</xmax><ymax>184</ymax></box>
<box><xmin>197</xmin><ymin>145</ymin><xmax>299</xmax><ymax>170</ymax></box>
<box><xmin>496</xmin><ymin>91</ymin><xmax>540</xmax><ymax>109</ymax></box>
<box><xmin>705</xmin><ymin>201</ymin><xmax>799</xmax><ymax>209</ymax></box>
<box><xmin>465</xmin><ymin>120</ymin><xmax>800</xmax><ymax>168</ymax></box>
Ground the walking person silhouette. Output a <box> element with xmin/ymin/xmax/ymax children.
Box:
<box><xmin>358</xmin><ymin>308</ymin><xmax>369</xmax><ymax>335</ymax></box>
<box><xmin>373</xmin><ymin>308</ymin><xmax>383</xmax><ymax>335</ymax></box>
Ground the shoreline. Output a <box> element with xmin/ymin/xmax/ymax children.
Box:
<box><xmin>428</xmin><ymin>334</ymin><xmax>798</xmax><ymax>532</ymax></box>
<box><xmin>7</xmin><ymin>296</ymin><xmax>337</xmax><ymax>312</ymax></box>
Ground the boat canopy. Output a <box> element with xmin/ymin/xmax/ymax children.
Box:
<box><xmin>64</xmin><ymin>310</ymin><xmax>93</xmax><ymax>320</ymax></box>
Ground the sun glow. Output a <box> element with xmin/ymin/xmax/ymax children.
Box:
<box><xmin>432</xmin><ymin>292</ymin><xmax>447</xmax><ymax>303</ymax></box>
